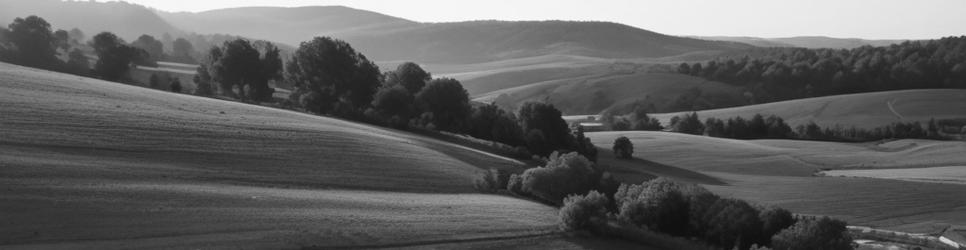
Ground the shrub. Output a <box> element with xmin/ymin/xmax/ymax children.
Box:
<box><xmin>771</xmin><ymin>216</ymin><xmax>853</xmax><ymax>250</ymax></box>
<box><xmin>613</xmin><ymin>136</ymin><xmax>633</xmax><ymax>159</ymax></box>
<box><xmin>506</xmin><ymin>173</ymin><xmax>524</xmax><ymax>194</ymax></box>
<box><xmin>474</xmin><ymin>168</ymin><xmax>503</xmax><ymax>193</ymax></box>
<box><xmin>520</xmin><ymin>152</ymin><xmax>600</xmax><ymax>204</ymax></box>
<box><xmin>559</xmin><ymin>190</ymin><xmax>609</xmax><ymax>231</ymax></box>
<box><xmin>614</xmin><ymin>178</ymin><xmax>690</xmax><ymax>236</ymax></box>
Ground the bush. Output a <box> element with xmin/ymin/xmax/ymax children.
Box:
<box><xmin>520</xmin><ymin>152</ymin><xmax>601</xmax><ymax>204</ymax></box>
<box><xmin>771</xmin><ymin>216</ymin><xmax>853</xmax><ymax>250</ymax></box>
<box><xmin>506</xmin><ymin>173</ymin><xmax>524</xmax><ymax>194</ymax></box>
<box><xmin>559</xmin><ymin>190</ymin><xmax>609</xmax><ymax>231</ymax></box>
<box><xmin>614</xmin><ymin>178</ymin><xmax>690</xmax><ymax>236</ymax></box>
<box><xmin>613</xmin><ymin>136</ymin><xmax>633</xmax><ymax>159</ymax></box>
<box><xmin>474</xmin><ymin>168</ymin><xmax>504</xmax><ymax>193</ymax></box>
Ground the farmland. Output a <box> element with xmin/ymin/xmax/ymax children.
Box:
<box><xmin>0</xmin><ymin>62</ymin><xmax>615</xmax><ymax>249</ymax></box>
<box><xmin>587</xmin><ymin>131</ymin><xmax>966</xmax><ymax>233</ymax></box>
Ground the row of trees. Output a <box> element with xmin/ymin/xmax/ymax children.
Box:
<box><xmin>561</xmin><ymin>177</ymin><xmax>853</xmax><ymax>250</ymax></box>
<box><xmin>0</xmin><ymin>15</ymin><xmax>200</xmax><ymax>84</ymax></box>
<box><xmin>193</xmin><ymin>36</ymin><xmax>596</xmax><ymax>160</ymax></box>
<box><xmin>664</xmin><ymin>112</ymin><xmax>948</xmax><ymax>142</ymax></box>
<box><xmin>678</xmin><ymin>36</ymin><xmax>966</xmax><ymax>103</ymax></box>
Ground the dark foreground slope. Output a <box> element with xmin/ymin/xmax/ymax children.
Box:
<box><xmin>0</xmin><ymin>63</ymin><xmax>619</xmax><ymax>249</ymax></box>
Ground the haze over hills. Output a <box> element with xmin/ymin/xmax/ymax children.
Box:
<box><xmin>159</xmin><ymin>6</ymin><xmax>753</xmax><ymax>63</ymax></box>
<box><xmin>0</xmin><ymin>0</ymin><xmax>180</xmax><ymax>41</ymax></box>
<box><xmin>693</xmin><ymin>35</ymin><xmax>907</xmax><ymax>49</ymax></box>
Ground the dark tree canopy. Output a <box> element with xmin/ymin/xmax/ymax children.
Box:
<box><xmin>286</xmin><ymin>36</ymin><xmax>381</xmax><ymax>116</ymax></box>
<box><xmin>517</xmin><ymin>102</ymin><xmax>572</xmax><ymax>156</ymax></box>
<box><xmin>91</xmin><ymin>32</ymin><xmax>138</xmax><ymax>81</ymax></box>
<box><xmin>204</xmin><ymin>38</ymin><xmax>281</xmax><ymax>102</ymax></box>
<box><xmin>170</xmin><ymin>78</ymin><xmax>182</xmax><ymax>93</ymax></box>
<box><xmin>65</xmin><ymin>48</ymin><xmax>89</xmax><ymax>76</ymax></box>
<box><xmin>771</xmin><ymin>217</ymin><xmax>853</xmax><ymax>250</ymax></box>
<box><xmin>469</xmin><ymin>103</ymin><xmax>525</xmax><ymax>147</ymax></box>
<box><xmin>369</xmin><ymin>85</ymin><xmax>415</xmax><ymax>127</ymax></box>
<box><xmin>385</xmin><ymin>62</ymin><xmax>431</xmax><ymax>94</ymax></box>
<box><xmin>414</xmin><ymin>78</ymin><xmax>471</xmax><ymax>132</ymax></box>
<box><xmin>5</xmin><ymin>16</ymin><xmax>60</xmax><ymax>69</ymax></box>
<box><xmin>612</xmin><ymin>136</ymin><xmax>633</xmax><ymax>159</ymax></box>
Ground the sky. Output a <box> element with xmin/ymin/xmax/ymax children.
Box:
<box><xmin>96</xmin><ymin>0</ymin><xmax>966</xmax><ymax>40</ymax></box>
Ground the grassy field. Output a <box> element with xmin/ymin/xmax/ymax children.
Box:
<box><xmin>650</xmin><ymin>89</ymin><xmax>966</xmax><ymax>129</ymax></box>
<box><xmin>587</xmin><ymin>131</ymin><xmax>966</xmax><ymax>233</ymax></box>
<box><xmin>0</xmin><ymin>62</ymin><xmax>639</xmax><ymax>249</ymax></box>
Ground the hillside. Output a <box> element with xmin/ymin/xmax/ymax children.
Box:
<box><xmin>158</xmin><ymin>6</ymin><xmax>752</xmax><ymax>63</ymax></box>
<box><xmin>587</xmin><ymin>131</ymin><xmax>966</xmax><ymax>233</ymax></box>
<box><xmin>0</xmin><ymin>0</ymin><xmax>180</xmax><ymax>41</ymax></box>
<box><xmin>470</xmin><ymin>64</ymin><xmax>747</xmax><ymax>115</ymax></box>
<box><xmin>649</xmin><ymin>89</ymin><xmax>966</xmax><ymax>129</ymax></box>
<box><xmin>694</xmin><ymin>35</ymin><xmax>905</xmax><ymax>49</ymax></box>
<box><xmin>0</xmin><ymin>62</ymin><xmax>597</xmax><ymax>248</ymax></box>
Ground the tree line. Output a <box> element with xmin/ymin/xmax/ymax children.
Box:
<box><xmin>0</xmin><ymin>15</ymin><xmax>199</xmax><ymax>88</ymax></box>
<box><xmin>665</xmin><ymin>112</ymin><xmax>949</xmax><ymax>142</ymax></box>
<box><xmin>677</xmin><ymin>36</ymin><xmax>966</xmax><ymax>103</ymax></box>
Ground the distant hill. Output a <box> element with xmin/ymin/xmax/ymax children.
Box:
<box><xmin>649</xmin><ymin>89</ymin><xmax>966</xmax><ymax>129</ymax></box>
<box><xmin>158</xmin><ymin>6</ymin><xmax>753</xmax><ymax>63</ymax></box>
<box><xmin>693</xmin><ymin>36</ymin><xmax>905</xmax><ymax>49</ymax></box>
<box><xmin>0</xmin><ymin>0</ymin><xmax>180</xmax><ymax>41</ymax></box>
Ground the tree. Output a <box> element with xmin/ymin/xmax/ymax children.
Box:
<box><xmin>6</xmin><ymin>16</ymin><xmax>60</xmax><ymax>69</ymax></box>
<box><xmin>613</xmin><ymin>136</ymin><xmax>633</xmax><ymax>159</ymax></box>
<box><xmin>771</xmin><ymin>217</ymin><xmax>853</xmax><ymax>250</ymax></box>
<box><xmin>91</xmin><ymin>32</ymin><xmax>137</xmax><ymax>81</ymax></box>
<box><xmin>559</xmin><ymin>191</ymin><xmax>609</xmax><ymax>231</ymax></box>
<box><xmin>385</xmin><ymin>62</ymin><xmax>431</xmax><ymax>94</ymax></box>
<box><xmin>193</xmin><ymin>63</ymin><xmax>215</xmax><ymax>96</ymax></box>
<box><xmin>286</xmin><ymin>36</ymin><xmax>381</xmax><ymax>116</ymax></box>
<box><xmin>170</xmin><ymin>78</ymin><xmax>182</xmax><ymax>93</ymax></box>
<box><xmin>518</xmin><ymin>102</ymin><xmax>573</xmax><ymax>156</ymax></box>
<box><xmin>68</xmin><ymin>28</ymin><xmax>84</xmax><ymax>45</ymax></box>
<box><xmin>615</xmin><ymin>178</ymin><xmax>690</xmax><ymax>236</ymax></box>
<box><xmin>171</xmin><ymin>37</ymin><xmax>196</xmax><ymax>63</ymax></box>
<box><xmin>369</xmin><ymin>85</ymin><xmax>415</xmax><ymax>127</ymax></box>
<box><xmin>414</xmin><ymin>78</ymin><xmax>471</xmax><ymax>132</ymax></box>
<box><xmin>520</xmin><ymin>152</ymin><xmax>602</xmax><ymax>203</ymax></box>
<box><xmin>469</xmin><ymin>103</ymin><xmax>524</xmax><ymax>146</ymax></box>
<box><xmin>206</xmin><ymin>39</ymin><xmax>281</xmax><ymax>102</ymax></box>
<box><xmin>53</xmin><ymin>29</ymin><xmax>69</xmax><ymax>51</ymax></box>
<box><xmin>65</xmin><ymin>48</ymin><xmax>89</xmax><ymax>76</ymax></box>
<box><xmin>701</xmin><ymin>198</ymin><xmax>764</xmax><ymax>249</ymax></box>
<box><xmin>672</xmin><ymin>112</ymin><xmax>705</xmax><ymax>135</ymax></box>
<box><xmin>759</xmin><ymin>206</ymin><xmax>797</xmax><ymax>246</ymax></box>
<box><xmin>149</xmin><ymin>73</ymin><xmax>162</xmax><ymax>89</ymax></box>
<box><xmin>131</xmin><ymin>34</ymin><xmax>164</xmax><ymax>63</ymax></box>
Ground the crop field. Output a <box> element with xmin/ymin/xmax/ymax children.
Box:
<box><xmin>0</xmin><ymin>62</ymin><xmax>609</xmax><ymax>249</ymax></box>
<box><xmin>587</xmin><ymin>131</ymin><xmax>966</xmax><ymax>233</ymax></box>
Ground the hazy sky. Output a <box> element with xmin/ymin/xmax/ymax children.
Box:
<box><xmin>97</xmin><ymin>0</ymin><xmax>966</xmax><ymax>39</ymax></box>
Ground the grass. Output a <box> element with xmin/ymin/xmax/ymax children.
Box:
<box><xmin>0</xmin><ymin>62</ymin><xmax>588</xmax><ymax>249</ymax></box>
<box><xmin>586</xmin><ymin>131</ymin><xmax>966</xmax><ymax>234</ymax></box>
<box><xmin>650</xmin><ymin>89</ymin><xmax>966</xmax><ymax>129</ymax></box>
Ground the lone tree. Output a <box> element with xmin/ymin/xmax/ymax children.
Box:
<box><xmin>204</xmin><ymin>38</ymin><xmax>281</xmax><ymax>102</ymax></box>
<box><xmin>613</xmin><ymin>136</ymin><xmax>633</xmax><ymax>159</ymax></box>
<box><xmin>285</xmin><ymin>36</ymin><xmax>381</xmax><ymax>116</ymax></box>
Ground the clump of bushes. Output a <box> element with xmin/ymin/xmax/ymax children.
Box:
<box><xmin>559</xmin><ymin>191</ymin><xmax>609</xmax><ymax>231</ymax></box>
<box><xmin>519</xmin><ymin>152</ymin><xmax>603</xmax><ymax>204</ymax></box>
<box><xmin>771</xmin><ymin>216</ymin><xmax>853</xmax><ymax>250</ymax></box>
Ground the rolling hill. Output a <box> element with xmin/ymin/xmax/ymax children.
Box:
<box><xmin>649</xmin><ymin>89</ymin><xmax>966</xmax><ymax>129</ymax></box>
<box><xmin>469</xmin><ymin>64</ymin><xmax>747</xmax><ymax>115</ymax></box>
<box><xmin>158</xmin><ymin>6</ymin><xmax>752</xmax><ymax>63</ymax></box>
<box><xmin>694</xmin><ymin>36</ymin><xmax>906</xmax><ymax>49</ymax></box>
<box><xmin>587</xmin><ymin>131</ymin><xmax>966</xmax><ymax>233</ymax></box>
<box><xmin>0</xmin><ymin>62</ymin><xmax>617</xmax><ymax>249</ymax></box>
<box><xmin>0</xmin><ymin>0</ymin><xmax>180</xmax><ymax>41</ymax></box>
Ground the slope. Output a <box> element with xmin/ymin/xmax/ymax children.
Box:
<box><xmin>159</xmin><ymin>6</ymin><xmax>752</xmax><ymax>63</ymax></box>
<box><xmin>0</xmin><ymin>62</ymin><xmax>571</xmax><ymax>249</ymax></box>
<box><xmin>694</xmin><ymin>35</ymin><xmax>905</xmax><ymax>49</ymax></box>
<box><xmin>0</xmin><ymin>0</ymin><xmax>180</xmax><ymax>41</ymax></box>
<box><xmin>650</xmin><ymin>89</ymin><xmax>966</xmax><ymax>129</ymax></box>
<box><xmin>470</xmin><ymin>64</ymin><xmax>747</xmax><ymax>115</ymax></box>
<box><xmin>587</xmin><ymin>131</ymin><xmax>966</xmax><ymax>233</ymax></box>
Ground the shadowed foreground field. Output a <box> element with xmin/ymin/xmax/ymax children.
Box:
<box><xmin>0</xmin><ymin>63</ymin><xmax>644</xmax><ymax>249</ymax></box>
<box><xmin>588</xmin><ymin>131</ymin><xmax>966</xmax><ymax>233</ymax></box>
